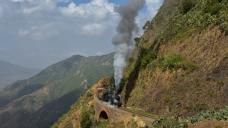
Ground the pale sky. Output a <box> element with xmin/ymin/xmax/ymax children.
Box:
<box><xmin>0</xmin><ymin>0</ymin><xmax>163</xmax><ymax>69</ymax></box>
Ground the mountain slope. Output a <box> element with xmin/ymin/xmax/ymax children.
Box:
<box><xmin>0</xmin><ymin>53</ymin><xmax>113</xmax><ymax>128</ymax></box>
<box><xmin>122</xmin><ymin>0</ymin><xmax>228</xmax><ymax>117</ymax></box>
<box><xmin>0</xmin><ymin>60</ymin><xmax>38</xmax><ymax>89</ymax></box>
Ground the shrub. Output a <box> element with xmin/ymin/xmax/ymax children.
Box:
<box><xmin>188</xmin><ymin>106</ymin><xmax>228</xmax><ymax>124</ymax></box>
<box><xmin>152</xmin><ymin>118</ymin><xmax>188</xmax><ymax>128</ymax></box>
<box><xmin>204</xmin><ymin>3</ymin><xmax>222</xmax><ymax>15</ymax></box>
<box><xmin>159</xmin><ymin>54</ymin><xmax>197</xmax><ymax>71</ymax></box>
<box><xmin>80</xmin><ymin>111</ymin><xmax>92</xmax><ymax>128</ymax></box>
<box><xmin>181</xmin><ymin>0</ymin><xmax>196</xmax><ymax>14</ymax></box>
<box><xmin>140</xmin><ymin>49</ymin><xmax>157</xmax><ymax>68</ymax></box>
<box><xmin>97</xmin><ymin>120</ymin><xmax>108</xmax><ymax>128</ymax></box>
<box><xmin>161</xmin><ymin>54</ymin><xmax>184</xmax><ymax>69</ymax></box>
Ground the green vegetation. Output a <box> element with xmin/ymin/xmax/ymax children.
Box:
<box><xmin>80</xmin><ymin>110</ymin><xmax>93</xmax><ymax>128</ymax></box>
<box><xmin>152</xmin><ymin>118</ymin><xmax>188</xmax><ymax>128</ymax></box>
<box><xmin>138</xmin><ymin>34</ymin><xmax>197</xmax><ymax>70</ymax></box>
<box><xmin>180</xmin><ymin>0</ymin><xmax>196</xmax><ymax>14</ymax></box>
<box><xmin>96</xmin><ymin>120</ymin><xmax>108</xmax><ymax>128</ymax></box>
<box><xmin>141</xmin><ymin>53</ymin><xmax>197</xmax><ymax>71</ymax></box>
<box><xmin>140</xmin><ymin>49</ymin><xmax>157</xmax><ymax>68</ymax></box>
<box><xmin>188</xmin><ymin>106</ymin><xmax>228</xmax><ymax>123</ymax></box>
<box><xmin>151</xmin><ymin>106</ymin><xmax>228</xmax><ymax>128</ymax></box>
<box><xmin>79</xmin><ymin>94</ymin><xmax>96</xmax><ymax>128</ymax></box>
<box><xmin>158</xmin><ymin>54</ymin><xmax>197</xmax><ymax>71</ymax></box>
<box><xmin>156</xmin><ymin>0</ymin><xmax>228</xmax><ymax>43</ymax></box>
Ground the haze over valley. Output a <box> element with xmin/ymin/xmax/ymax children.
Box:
<box><xmin>0</xmin><ymin>60</ymin><xmax>39</xmax><ymax>89</ymax></box>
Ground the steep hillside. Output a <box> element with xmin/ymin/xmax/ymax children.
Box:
<box><xmin>0</xmin><ymin>60</ymin><xmax>38</xmax><ymax>89</ymax></box>
<box><xmin>122</xmin><ymin>0</ymin><xmax>228</xmax><ymax>117</ymax></box>
<box><xmin>0</xmin><ymin>53</ymin><xmax>113</xmax><ymax>128</ymax></box>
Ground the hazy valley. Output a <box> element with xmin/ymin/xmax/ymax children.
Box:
<box><xmin>0</xmin><ymin>60</ymin><xmax>38</xmax><ymax>89</ymax></box>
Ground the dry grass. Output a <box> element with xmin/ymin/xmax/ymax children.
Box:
<box><xmin>126</xmin><ymin>27</ymin><xmax>228</xmax><ymax>117</ymax></box>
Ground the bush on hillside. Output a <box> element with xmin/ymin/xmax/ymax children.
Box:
<box><xmin>158</xmin><ymin>54</ymin><xmax>197</xmax><ymax>71</ymax></box>
<box><xmin>180</xmin><ymin>0</ymin><xmax>196</xmax><ymax>14</ymax></box>
<box><xmin>80</xmin><ymin>111</ymin><xmax>92</xmax><ymax>128</ymax></box>
<box><xmin>140</xmin><ymin>49</ymin><xmax>157</xmax><ymax>68</ymax></box>
<box><xmin>204</xmin><ymin>2</ymin><xmax>222</xmax><ymax>15</ymax></box>
<box><xmin>189</xmin><ymin>106</ymin><xmax>228</xmax><ymax>124</ymax></box>
<box><xmin>152</xmin><ymin>117</ymin><xmax>188</xmax><ymax>128</ymax></box>
<box><xmin>96</xmin><ymin>120</ymin><xmax>108</xmax><ymax>128</ymax></box>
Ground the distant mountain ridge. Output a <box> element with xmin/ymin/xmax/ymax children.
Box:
<box><xmin>0</xmin><ymin>53</ymin><xmax>114</xmax><ymax>128</ymax></box>
<box><xmin>0</xmin><ymin>60</ymin><xmax>38</xmax><ymax>89</ymax></box>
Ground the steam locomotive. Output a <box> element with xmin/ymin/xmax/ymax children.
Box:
<box><xmin>99</xmin><ymin>89</ymin><xmax>122</xmax><ymax>107</ymax></box>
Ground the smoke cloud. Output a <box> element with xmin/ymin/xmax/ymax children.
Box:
<box><xmin>113</xmin><ymin>0</ymin><xmax>145</xmax><ymax>89</ymax></box>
